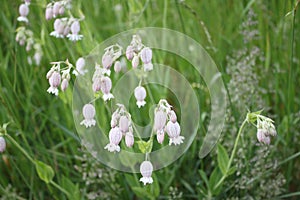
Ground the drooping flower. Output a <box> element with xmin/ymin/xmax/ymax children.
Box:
<box><xmin>110</xmin><ymin>111</ymin><xmax>120</xmax><ymax>128</ymax></box>
<box><xmin>125</xmin><ymin>131</ymin><xmax>134</xmax><ymax>147</ymax></box>
<box><xmin>126</xmin><ymin>45</ymin><xmax>134</xmax><ymax>60</ymax></box>
<box><xmin>47</xmin><ymin>71</ymin><xmax>61</xmax><ymax>96</ymax></box>
<box><xmin>52</xmin><ymin>2</ymin><xmax>61</xmax><ymax>17</ymax></box>
<box><xmin>168</xmin><ymin>110</ymin><xmax>177</xmax><ymax>123</ymax></box>
<box><xmin>154</xmin><ymin>110</ymin><xmax>167</xmax><ymax>132</ymax></box>
<box><xmin>17</xmin><ymin>4</ymin><xmax>29</xmax><ymax>23</ymax></box>
<box><xmin>80</xmin><ymin>104</ymin><xmax>96</xmax><ymax>128</ymax></box>
<box><xmin>50</xmin><ymin>19</ymin><xmax>65</xmax><ymax>38</ymax></box>
<box><xmin>143</xmin><ymin>63</ymin><xmax>153</xmax><ymax>71</ymax></box>
<box><xmin>73</xmin><ymin>57</ymin><xmax>87</xmax><ymax>76</ymax></box>
<box><xmin>104</xmin><ymin>127</ymin><xmax>122</xmax><ymax>152</ymax></box>
<box><xmin>140</xmin><ymin>47</ymin><xmax>152</xmax><ymax>64</ymax></box>
<box><xmin>119</xmin><ymin>115</ymin><xmax>129</xmax><ymax>133</ymax></box>
<box><xmin>0</xmin><ymin>137</ymin><xmax>6</xmax><ymax>153</ymax></box>
<box><xmin>166</xmin><ymin>121</ymin><xmax>184</xmax><ymax>145</ymax></box>
<box><xmin>114</xmin><ymin>61</ymin><xmax>122</xmax><ymax>73</ymax></box>
<box><xmin>45</xmin><ymin>6</ymin><xmax>53</xmax><ymax>20</ymax></box>
<box><xmin>255</xmin><ymin>116</ymin><xmax>277</xmax><ymax>145</ymax></box>
<box><xmin>132</xmin><ymin>55</ymin><xmax>139</xmax><ymax>68</ymax></box>
<box><xmin>256</xmin><ymin>128</ymin><xmax>270</xmax><ymax>145</ymax></box>
<box><xmin>156</xmin><ymin>130</ymin><xmax>165</xmax><ymax>144</ymax></box>
<box><xmin>139</xmin><ymin>161</ymin><xmax>153</xmax><ymax>185</ymax></box>
<box><xmin>102</xmin><ymin>52</ymin><xmax>113</xmax><ymax>69</ymax></box>
<box><xmin>101</xmin><ymin>76</ymin><xmax>114</xmax><ymax>101</ymax></box>
<box><xmin>67</xmin><ymin>21</ymin><xmax>83</xmax><ymax>41</ymax></box>
<box><xmin>92</xmin><ymin>78</ymin><xmax>102</xmax><ymax>92</ymax></box>
<box><xmin>61</xmin><ymin>78</ymin><xmax>69</xmax><ymax>91</ymax></box>
<box><xmin>134</xmin><ymin>86</ymin><xmax>146</xmax><ymax>108</ymax></box>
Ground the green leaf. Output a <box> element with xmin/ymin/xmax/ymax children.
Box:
<box><xmin>217</xmin><ymin>144</ymin><xmax>229</xmax><ymax>175</ymax></box>
<box><xmin>132</xmin><ymin>187</ymin><xmax>153</xmax><ymax>200</ymax></box>
<box><xmin>209</xmin><ymin>167</ymin><xmax>222</xmax><ymax>195</ymax></box>
<box><xmin>61</xmin><ymin>176</ymin><xmax>81</xmax><ymax>200</ymax></box>
<box><xmin>35</xmin><ymin>160</ymin><xmax>55</xmax><ymax>184</ymax></box>
<box><xmin>198</xmin><ymin>170</ymin><xmax>210</xmax><ymax>191</ymax></box>
<box><xmin>136</xmin><ymin>139</ymin><xmax>153</xmax><ymax>153</ymax></box>
<box><xmin>227</xmin><ymin>166</ymin><xmax>237</xmax><ymax>176</ymax></box>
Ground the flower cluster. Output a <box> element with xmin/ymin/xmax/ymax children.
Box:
<box><xmin>16</xmin><ymin>0</ymin><xmax>43</xmax><ymax>65</ymax></box>
<box><xmin>104</xmin><ymin>104</ymin><xmax>134</xmax><ymax>152</ymax></box>
<box><xmin>46</xmin><ymin>59</ymin><xmax>73</xmax><ymax>96</ymax></box>
<box><xmin>126</xmin><ymin>35</ymin><xmax>153</xmax><ymax>72</ymax></box>
<box><xmin>154</xmin><ymin>100</ymin><xmax>184</xmax><ymax>145</ymax></box>
<box><xmin>92</xmin><ymin>44</ymin><xmax>123</xmax><ymax>101</ymax></box>
<box><xmin>256</xmin><ymin>116</ymin><xmax>277</xmax><ymax>145</ymax></box>
<box><xmin>46</xmin><ymin>0</ymin><xmax>83</xmax><ymax>41</ymax></box>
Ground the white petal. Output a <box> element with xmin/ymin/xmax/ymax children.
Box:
<box><xmin>80</xmin><ymin>119</ymin><xmax>96</xmax><ymax>128</ymax></box>
<box><xmin>169</xmin><ymin>136</ymin><xmax>184</xmax><ymax>146</ymax></box>
<box><xmin>139</xmin><ymin>177</ymin><xmax>153</xmax><ymax>185</ymax></box>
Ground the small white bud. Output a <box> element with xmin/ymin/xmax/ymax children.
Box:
<box><xmin>53</xmin><ymin>2</ymin><xmax>61</xmax><ymax>16</ymax></box>
<box><xmin>61</xmin><ymin>79</ymin><xmax>69</xmax><ymax>91</ymax></box>
<box><xmin>132</xmin><ymin>55</ymin><xmax>139</xmax><ymax>68</ymax></box>
<box><xmin>125</xmin><ymin>132</ymin><xmax>134</xmax><ymax>147</ymax></box>
<box><xmin>45</xmin><ymin>7</ymin><xmax>53</xmax><ymax>20</ymax></box>
<box><xmin>140</xmin><ymin>47</ymin><xmax>152</xmax><ymax>64</ymax></box>
<box><xmin>114</xmin><ymin>61</ymin><xmax>122</xmax><ymax>73</ymax></box>
<box><xmin>0</xmin><ymin>137</ymin><xmax>6</xmax><ymax>153</ymax></box>
<box><xmin>126</xmin><ymin>45</ymin><xmax>134</xmax><ymax>60</ymax></box>
<box><xmin>19</xmin><ymin>4</ymin><xmax>29</xmax><ymax>17</ymax></box>
<box><xmin>154</xmin><ymin>110</ymin><xmax>167</xmax><ymax>131</ymax></box>
<box><xmin>119</xmin><ymin>116</ymin><xmax>129</xmax><ymax>133</ymax></box>
<box><xmin>169</xmin><ymin>110</ymin><xmax>177</xmax><ymax>123</ymax></box>
<box><xmin>102</xmin><ymin>53</ymin><xmax>113</xmax><ymax>69</ymax></box>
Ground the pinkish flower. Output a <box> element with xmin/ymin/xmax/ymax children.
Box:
<box><xmin>102</xmin><ymin>53</ymin><xmax>113</xmax><ymax>69</ymax></box>
<box><xmin>73</xmin><ymin>57</ymin><xmax>87</xmax><ymax>76</ymax></box>
<box><xmin>132</xmin><ymin>55</ymin><xmax>139</xmax><ymax>68</ymax></box>
<box><xmin>126</xmin><ymin>45</ymin><xmax>134</xmax><ymax>60</ymax></box>
<box><xmin>52</xmin><ymin>2</ymin><xmax>61</xmax><ymax>17</ymax></box>
<box><xmin>125</xmin><ymin>131</ymin><xmax>134</xmax><ymax>147</ymax></box>
<box><xmin>104</xmin><ymin>127</ymin><xmax>122</xmax><ymax>152</ymax></box>
<box><xmin>119</xmin><ymin>116</ymin><xmax>129</xmax><ymax>133</ymax></box>
<box><xmin>143</xmin><ymin>63</ymin><xmax>153</xmax><ymax>71</ymax></box>
<box><xmin>166</xmin><ymin>121</ymin><xmax>184</xmax><ymax>145</ymax></box>
<box><xmin>0</xmin><ymin>137</ymin><xmax>6</xmax><ymax>153</ymax></box>
<box><xmin>61</xmin><ymin>79</ymin><xmax>69</xmax><ymax>91</ymax></box>
<box><xmin>50</xmin><ymin>19</ymin><xmax>65</xmax><ymax>38</ymax></box>
<box><xmin>168</xmin><ymin>110</ymin><xmax>177</xmax><ymax>123</ymax></box>
<box><xmin>67</xmin><ymin>21</ymin><xmax>83</xmax><ymax>41</ymax></box>
<box><xmin>101</xmin><ymin>76</ymin><xmax>114</xmax><ymax>101</ymax></box>
<box><xmin>45</xmin><ymin>6</ymin><xmax>53</xmax><ymax>20</ymax></box>
<box><xmin>257</xmin><ymin>128</ymin><xmax>270</xmax><ymax>145</ymax></box>
<box><xmin>111</xmin><ymin>111</ymin><xmax>120</xmax><ymax>128</ymax></box>
<box><xmin>47</xmin><ymin>71</ymin><xmax>61</xmax><ymax>96</ymax></box>
<box><xmin>17</xmin><ymin>4</ymin><xmax>29</xmax><ymax>23</ymax></box>
<box><xmin>140</xmin><ymin>47</ymin><xmax>152</xmax><ymax>64</ymax></box>
<box><xmin>134</xmin><ymin>86</ymin><xmax>146</xmax><ymax>108</ymax></box>
<box><xmin>80</xmin><ymin>104</ymin><xmax>96</xmax><ymax>128</ymax></box>
<box><xmin>114</xmin><ymin>61</ymin><xmax>122</xmax><ymax>73</ymax></box>
<box><xmin>156</xmin><ymin>130</ymin><xmax>165</xmax><ymax>144</ymax></box>
<box><xmin>139</xmin><ymin>161</ymin><xmax>153</xmax><ymax>185</ymax></box>
<box><xmin>58</xmin><ymin>6</ymin><xmax>65</xmax><ymax>15</ymax></box>
<box><xmin>154</xmin><ymin>110</ymin><xmax>167</xmax><ymax>132</ymax></box>
<box><xmin>92</xmin><ymin>78</ymin><xmax>102</xmax><ymax>92</ymax></box>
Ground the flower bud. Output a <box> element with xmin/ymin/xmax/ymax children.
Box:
<box><xmin>257</xmin><ymin>128</ymin><xmax>270</xmax><ymax>145</ymax></box>
<box><xmin>111</xmin><ymin>112</ymin><xmax>120</xmax><ymax>128</ymax></box>
<box><xmin>140</xmin><ymin>47</ymin><xmax>152</xmax><ymax>64</ymax></box>
<box><xmin>169</xmin><ymin>110</ymin><xmax>177</xmax><ymax>123</ymax></box>
<box><xmin>61</xmin><ymin>79</ymin><xmax>69</xmax><ymax>91</ymax></box>
<box><xmin>139</xmin><ymin>161</ymin><xmax>153</xmax><ymax>185</ymax></box>
<box><xmin>114</xmin><ymin>61</ymin><xmax>122</xmax><ymax>73</ymax></box>
<box><xmin>134</xmin><ymin>86</ymin><xmax>146</xmax><ymax>108</ymax></box>
<box><xmin>0</xmin><ymin>137</ymin><xmax>6</xmax><ymax>153</ymax></box>
<box><xmin>132</xmin><ymin>55</ymin><xmax>139</xmax><ymax>68</ymax></box>
<box><xmin>101</xmin><ymin>76</ymin><xmax>112</xmax><ymax>94</ymax></box>
<box><xmin>92</xmin><ymin>78</ymin><xmax>102</xmax><ymax>92</ymax></box>
<box><xmin>46</xmin><ymin>68</ymin><xmax>54</xmax><ymax>79</ymax></box>
<box><xmin>126</xmin><ymin>45</ymin><xmax>134</xmax><ymax>60</ymax></box>
<box><xmin>58</xmin><ymin>6</ymin><xmax>65</xmax><ymax>15</ymax></box>
<box><xmin>49</xmin><ymin>71</ymin><xmax>61</xmax><ymax>88</ymax></box>
<box><xmin>125</xmin><ymin>132</ymin><xmax>134</xmax><ymax>147</ymax></box>
<box><xmin>156</xmin><ymin>130</ymin><xmax>165</xmax><ymax>144</ymax></box>
<box><xmin>102</xmin><ymin>53</ymin><xmax>113</xmax><ymax>69</ymax></box>
<box><xmin>119</xmin><ymin>116</ymin><xmax>129</xmax><ymax>133</ymax></box>
<box><xmin>154</xmin><ymin>110</ymin><xmax>167</xmax><ymax>131</ymax></box>
<box><xmin>80</xmin><ymin>104</ymin><xmax>96</xmax><ymax>128</ymax></box>
<box><xmin>45</xmin><ymin>7</ymin><xmax>53</xmax><ymax>20</ymax></box>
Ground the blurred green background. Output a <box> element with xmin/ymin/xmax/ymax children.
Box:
<box><xmin>0</xmin><ymin>0</ymin><xmax>300</xmax><ymax>199</ymax></box>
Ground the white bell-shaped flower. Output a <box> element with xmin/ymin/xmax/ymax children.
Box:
<box><xmin>52</xmin><ymin>2</ymin><xmax>61</xmax><ymax>17</ymax></box>
<box><xmin>168</xmin><ymin>110</ymin><xmax>177</xmax><ymax>123</ymax></box>
<box><xmin>166</xmin><ymin>121</ymin><xmax>184</xmax><ymax>145</ymax></box>
<box><xmin>125</xmin><ymin>131</ymin><xmax>134</xmax><ymax>148</ymax></box>
<box><xmin>67</xmin><ymin>21</ymin><xmax>83</xmax><ymax>41</ymax></box>
<box><xmin>92</xmin><ymin>78</ymin><xmax>102</xmax><ymax>92</ymax></box>
<box><xmin>104</xmin><ymin>127</ymin><xmax>122</xmax><ymax>152</ymax></box>
<box><xmin>134</xmin><ymin>86</ymin><xmax>146</xmax><ymax>108</ymax></box>
<box><xmin>132</xmin><ymin>55</ymin><xmax>139</xmax><ymax>68</ymax></box>
<box><xmin>126</xmin><ymin>45</ymin><xmax>134</xmax><ymax>60</ymax></box>
<box><xmin>156</xmin><ymin>130</ymin><xmax>165</xmax><ymax>144</ymax></box>
<box><xmin>73</xmin><ymin>57</ymin><xmax>87</xmax><ymax>76</ymax></box>
<box><xmin>50</xmin><ymin>19</ymin><xmax>65</xmax><ymax>38</ymax></box>
<box><xmin>119</xmin><ymin>116</ymin><xmax>129</xmax><ymax>133</ymax></box>
<box><xmin>61</xmin><ymin>79</ymin><xmax>69</xmax><ymax>91</ymax></box>
<box><xmin>0</xmin><ymin>137</ymin><xmax>6</xmax><ymax>153</ymax></box>
<box><xmin>114</xmin><ymin>61</ymin><xmax>122</xmax><ymax>73</ymax></box>
<box><xmin>143</xmin><ymin>63</ymin><xmax>153</xmax><ymax>72</ymax></box>
<box><xmin>45</xmin><ymin>6</ymin><xmax>53</xmax><ymax>20</ymax></box>
<box><xmin>111</xmin><ymin>112</ymin><xmax>120</xmax><ymax>128</ymax></box>
<box><xmin>154</xmin><ymin>110</ymin><xmax>167</xmax><ymax>132</ymax></box>
<box><xmin>17</xmin><ymin>4</ymin><xmax>29</xmax><ymax>23</ymax></box>
<box><xmin>140</xmin><ymin>47</ymin><xmax>152</xmax><ymax>64</ymax></box>
<box><xmin>102</xmin><ymin>52</ymin><xmax>113</xmax><ymax>69</ymax></box>
<box><xmin>257</xmin><ymin>128</ymin><xmax>270</xmax><ymax>145</ymax></box>
<box><xmin>101</xmin><ymin>77</ymin><xmax>114</xmax><ymax>101</ymax></box>
<box><xmin>139</xmin><ymin>161</ymin><xmax>153</xmax><ymax>185</ymax></box>
<box><xmin>47</xmin><ymin>71</ymin><xmax>61</xmax><ymax>96</ymax></box>
<box><xmin>80</xmin><ymin>104</ymin><xmax>96</xmax><ymax>128</ymax></box>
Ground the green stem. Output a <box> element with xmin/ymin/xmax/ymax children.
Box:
<box><xmin>5</xmin><ymin>134</ymin><xmax>35</xmax><ymax>164</ymax></box>
<box><xmin>50</xmin><ymin>180</ymin><xmax>71</xmax><ymax>197</ymax></box>
<box><xmin>214</xmin><ymin>118</ymin><xmax>248</xmax><ymax>190</ymax></box>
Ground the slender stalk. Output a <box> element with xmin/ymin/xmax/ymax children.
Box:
<box><xmin>50</xmin><ymin>180</ymin><xmax>71</xmax><ymax>197</ymax></box>
<box><xmin>214</xmin><ymin>118</ymin><xmax>248</xmax><ymax>190</ymax></box>
<box><xmin>5</xmin><ymin>134</ymin><xmax>35</xmax><ymax>164</ymax></box>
